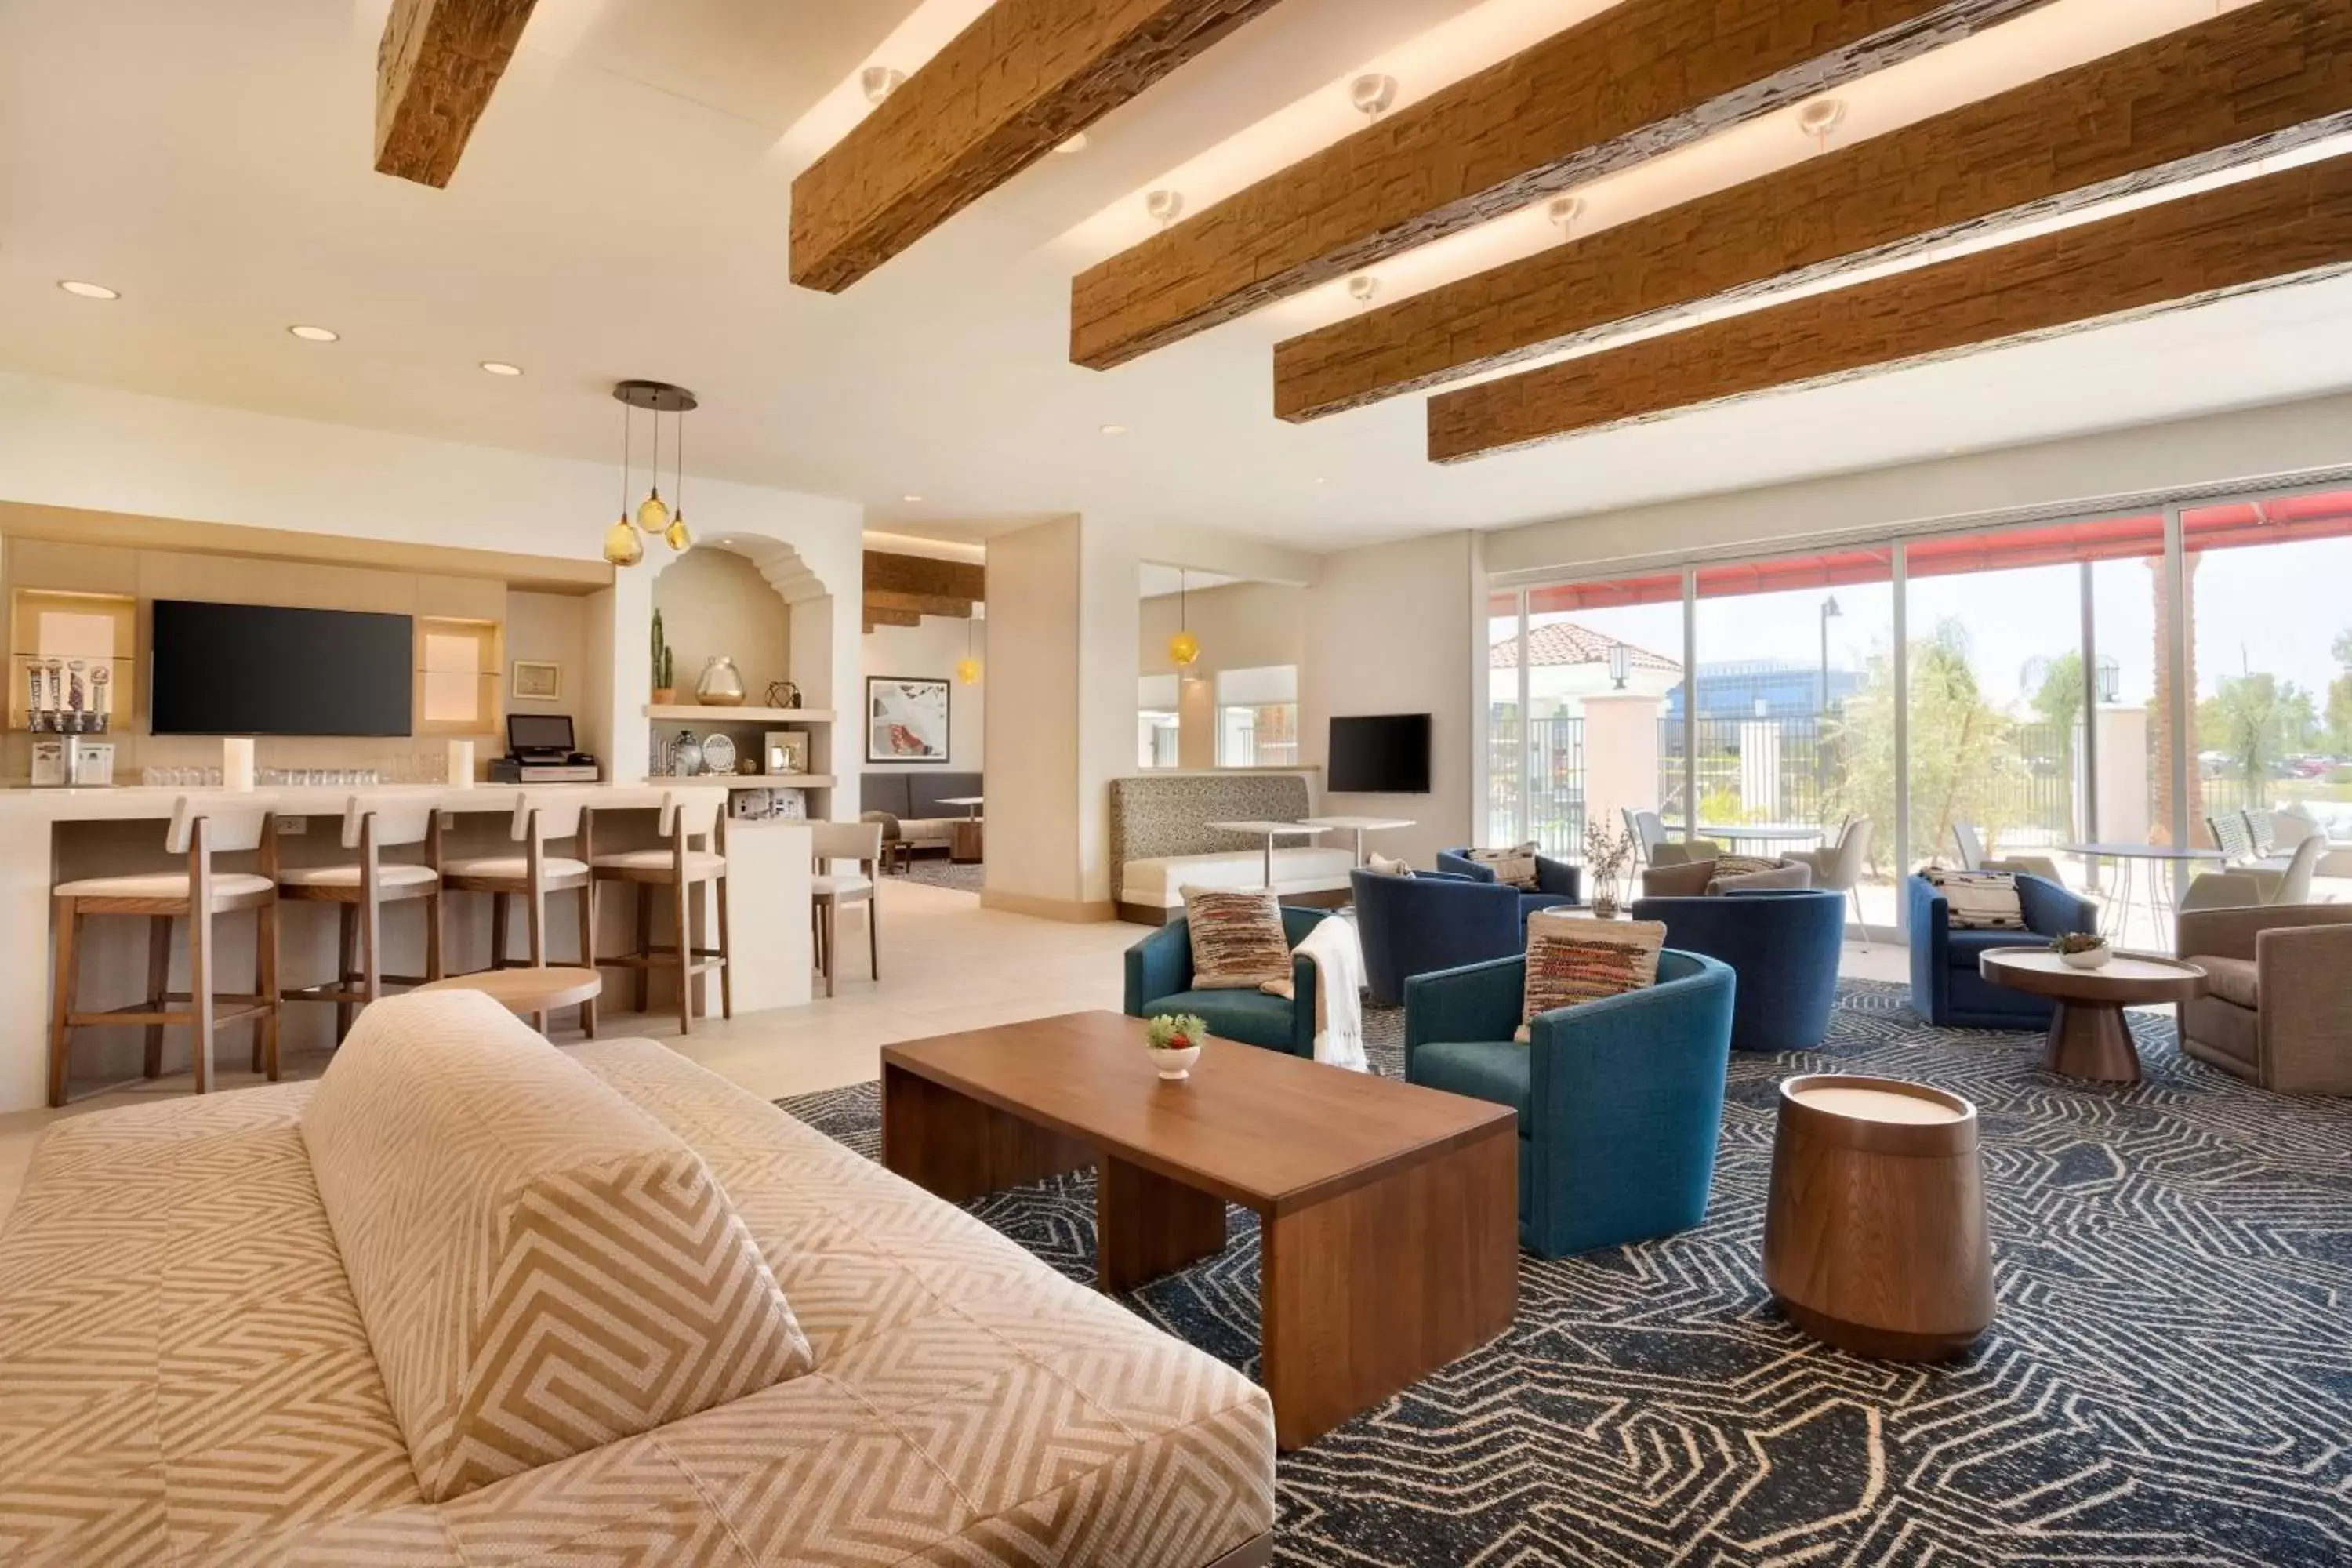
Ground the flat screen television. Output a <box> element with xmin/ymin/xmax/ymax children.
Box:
<box><xmin>1327</xmin><ymin>713</ymin><xmax>1431</xmax><ymax>794</ymax></box>
<box><xmin>150</xmin><ymin>600</ymin><xmax>414</xmax><ymax>737</ymax></box>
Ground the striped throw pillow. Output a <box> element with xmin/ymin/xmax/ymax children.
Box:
<box><xmin>1516</xmin><ymin>919</ymin><xmax>1667</xmax><ymax>1042</ymax></box>
<box><xmin>1468</xmin><ymin>842</ymin><xmax>1541</xmax><ymax>890</ymax></box>
<box><xmin>1925</xmin><ymin>868</ymin><xmax>2026</xmax><ymax>930</ymax></box>
<box><xmin>1182</xmin><ymin>886</ymin><xmax>1293</xmax><ymax>989</ymax></box>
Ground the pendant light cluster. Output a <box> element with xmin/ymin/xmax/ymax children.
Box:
<box><xmin>1168</xmin><ymin>568</ymin><xmax>1201</xmax><ymax>668</ymax></box>
<box><xmin>604</xmin><ymin>379</ymin><xmax>697</xmax><ymax>568</ymax></box>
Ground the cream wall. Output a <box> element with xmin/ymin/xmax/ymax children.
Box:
<box><xmin>1301</xmin><ymin>531</ymin><xmax>1486</xmax><ymax>869</ymax></box>
<box><xmin>651</xmin><ymin>549</ymin><xmax>790</xmax><ymax>703</ymax></box>
<box><xmin>504</xmin><ymin>589</ymin><xmax>591</xmax><ymax>737</ymax></box>
<box><xmin>982</xmin><ymin>517</ymin><xmax>1086</xmax><ymax>916</ymax></box>
<box><xmin>863</xmin><ymin>615</ymin><xmax>984</xmax><ymax>771</ymax></box>
<box><xmin>0</xmin><ymin>370</ymin><xmax>865</xmax><ymax>782</ymax></box>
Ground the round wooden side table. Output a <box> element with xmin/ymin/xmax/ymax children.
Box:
<box><xmin>1762</xmin><ymin>1074</ymin><xmax>1992</xmax><ymax>1362</ymax></box>
<box><xmin>1978</xmin><ymin>949</ymin><xmax>2206</xmax><ymax>1083</ymax></box>
<box><xmin>414</xmin><ymin>967</ymin><xmax>602</xmax><ymax>1036</ymax></box>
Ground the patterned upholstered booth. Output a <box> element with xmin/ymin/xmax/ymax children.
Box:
<box><xmin>1109</xmin><ymin>773</ymin><xmax>1352</xmax><ymax>924</ymax></box>
<box><xmin>0</xmin><ymin>992</ymin><xmax>1276</xmax><ymax>1567</ymax></box>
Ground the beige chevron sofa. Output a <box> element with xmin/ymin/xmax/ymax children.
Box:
<box><xmin>0</xmin><ymin>992</ymin><xmax>1276</xmax><ymax>1566</ymax></box>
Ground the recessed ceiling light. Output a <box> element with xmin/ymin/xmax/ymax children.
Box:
<box><xmin>287</xmin><ymin>324</ymin><xmax>339</xmax><ymax>342</ymax></box>
<box><xmin>1100</xmin><ymin>423</ymin><xmax>1128</xmax><ymax>436</ymax></box>
<box><xmin>479</xmin><ymin>361</ymin><xmax>524</xmax><ymax>376</ymax></box>
<box><xmin>57</xmin><ymin>280</ymin><xmax>118</xmax><ymax>300</ymax></box>
<box><xmin>902</xmin><ymin>494</ymin><xmax>924</xmax><ymax>503</ymax></box>
<box><xmin>1054</xmin><ymin>132</ymin><xmax>1089</xmax><ymax>154</ymax></box>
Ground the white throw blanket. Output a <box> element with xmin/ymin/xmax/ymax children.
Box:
<box><xmin>1293</xmin><ymin>915</ymin><xmax>1369</xmax><ymax>1072</ymax></box>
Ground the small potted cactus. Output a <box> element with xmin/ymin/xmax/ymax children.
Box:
<box><xmin>1144</xmin><ymin>1013</ymin><xmax>1208</xmax><ymax>1080</ymax></box>
<box><xmin>2049</xmin><ymin>931</ymin><xmax>2112</xmax><ymax>970</ymax></box>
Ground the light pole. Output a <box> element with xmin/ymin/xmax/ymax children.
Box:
<box><xmin>1819</xmin><ymin>595</ymin><xmax>1843</xmax><ymax>716</ymax></box>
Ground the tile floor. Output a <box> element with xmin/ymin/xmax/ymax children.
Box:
<box><xmin>0</xmin><ymin>880</ymin><xmax>1904</xmax><ymax>1220</ymax></box>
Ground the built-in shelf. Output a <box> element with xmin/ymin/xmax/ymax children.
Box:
<box><xmin>643</xmin><ymin>704</ymin><xmax>837</xmax><ymax>724</ymax></box>
<box><xmin>640</xmin><ymin>775</ymin><xmax>837</xmax><ymax>790</ymax></box>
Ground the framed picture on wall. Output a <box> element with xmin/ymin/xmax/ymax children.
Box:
<box><xmin>510</xmin><ymin>659</ymin><xmax>562</xmax><ymax>701</ymax></box>
<box><xmin>866</xmin><ymin>676</ymin><xmax>950</xmax><ymax>764</ymax></box>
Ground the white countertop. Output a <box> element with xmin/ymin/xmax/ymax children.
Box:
<box><xmin>0</xmin><ymin>780</ymin><xmax>745</xmax><ymax>823</ymax></box>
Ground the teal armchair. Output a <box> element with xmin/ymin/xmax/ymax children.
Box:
<box><xmin>1403</xmin><ymin>949</ymin><xmax>1736</xmax><ymax>1258</ymax></box>
<box><xmin>1123</xmin><ymin>906</ymin><xmax>1330</xmax><ymax>1057</ymax></box>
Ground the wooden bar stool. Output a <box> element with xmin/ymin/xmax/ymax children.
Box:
<box><xmin>811</xmin><ymin>819</ymin><xmax>880</xmax><ymax>999</ymax></box>
<box><xmin>47</xmin><ymin>799</ymin><xmax>279</xmax><ymax>1107</ymax></box>
<box><xmin>275</xmin><ymin>795</ymin><xmax>444</xmax><ymax>1043</ymax></box>
<box><xmin>440</xmin><ymin>793</ymin><xmax>597</xmax><ymax>1036</ymax></box>
<box><xmin>591</xmin><ymin>791</ymin><xmax>729</xmax><ymax>1035</ymax></box>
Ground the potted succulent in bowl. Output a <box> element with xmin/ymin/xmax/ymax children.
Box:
<box><xmin>2050</xmin><ymin>931</ymin><xmax>2112</xmax><ymax>970</ymax></box>
<box><xmin>1144</xmin><ymin>1013</ymin><xmax>1208</xmax><ymax>1080</ymax></box>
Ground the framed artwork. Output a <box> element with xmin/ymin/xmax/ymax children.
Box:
<box><xmin>866</xmin><ymin>676</ymin><xmax>951</xmax><ymax>763</ymax></box>
<box><xmin>510</xmin><ymin>659</ymin><xmax>562</xmax><ymax>701</ymax></box>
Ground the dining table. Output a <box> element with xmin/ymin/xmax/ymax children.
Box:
<box><xmin>2056</xmin><ymin>841</ymin><xmax>2226</xmax><ymax>945</ymax></box>
<box><xmin>1206</xmin><ymin>819</ymin><xmax>1323</xmax><ymax>887</ymax></box>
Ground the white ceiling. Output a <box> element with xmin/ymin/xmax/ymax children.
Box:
<box><xmin>5</xmin><ymin>0</ymin><xmax>2352</xmax><ymax>557</ymax></box>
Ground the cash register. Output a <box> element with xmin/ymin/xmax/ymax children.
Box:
<box><xmin>488</xmin><ymin>713</ymin><xmax>601</xmax><ymax>784</ymax></box>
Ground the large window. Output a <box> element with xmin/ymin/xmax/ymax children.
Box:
<box><xmin>1488</xmin><ymin>481</ymin><xmax>2352</xmax><ymax>949</ymax></box>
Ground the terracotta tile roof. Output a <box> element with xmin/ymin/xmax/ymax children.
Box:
<box><xmin>1491</xmin><ymin>621</ymin><xmax>1682</xmax><ymax>672</ymax></box>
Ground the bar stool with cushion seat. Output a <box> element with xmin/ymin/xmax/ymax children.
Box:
<box><xmin>48</xmin><ymin>799</ymin><xmax>279</xmax><ymax>1106</ymax></box>
<box><xmin>592</xmin><ymin>790</ymin><xmax>729</xmax><ymax>1033</ymax></box>
<box><xmin>811</xmin><ymin>819</ymin><xmax>880</xmax><ymax>998</ymax></box>
<box><xmin>440</xmin><ymin>793</ymin><xmax>597</xmax><ymax>1036</ymax></box>
<box><xmin>275</xmin><ymin>795</ymin><xmax>444</xmax><ymax>1043</ymax></box>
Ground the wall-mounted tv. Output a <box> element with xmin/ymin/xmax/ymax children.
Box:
<box><xmin>1328</xmin><ymin>713</ymin><xmax>1431</xmax><ymax>794</ymax></box>
<box><xmin>150</xmin><ymin>600</ymin><xmax>414</xmax><ymax>737</ymax></box>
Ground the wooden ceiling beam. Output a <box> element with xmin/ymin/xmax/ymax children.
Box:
<box><xmin>864</xmin><ymin>550</ymin><xmax>986</xmax><ymax>602</ymax></box>
<box><xmin>864</xmin><ymin>608</ymin><xmax>924</xmax><ymax>631</ymax></box>
<box><xmin>374</xmin><ymin>0</ymin><xmax>543</xmax><ymax>187</ymax></box>
<box><xmin>1070</xmin><ymin>0</ymin><xmax>2053</xmax><ymax>370</ymax></box>
<box><xmin>1280</xmin><ymin>0</ymin><xmax>2352</xmax><ymax>421</ymax></box>
<box><xmin>864</xmin><ymin>590</ymin><xmax>976</xmax><ymax>619</ymax></box>
<box><xmin>1426</xmin><ymin>156</ymin><xmax>2352</xmax><ymax>463</ymax></box>
<box><xmin>791</xmin><ymin>0</ymin><xmax>1290</xmax><ymax>292</ymax></box>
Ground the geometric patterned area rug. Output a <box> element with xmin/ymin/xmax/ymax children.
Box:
<box><xmin>777</xmin><ymin>980</ymin><xmax>2352</xmax><ymax>1565</ymax></box>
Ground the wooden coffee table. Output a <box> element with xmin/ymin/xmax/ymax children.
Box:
<box><xmin>880</xmin><ymin>1011</ymin><xmax>1519</xmax><ymax>1450</ymax></box>
<box><xmin>1979</xmin><ymin>949</ymin><xmax>2206</xmax><ymax>1083</ymax></box>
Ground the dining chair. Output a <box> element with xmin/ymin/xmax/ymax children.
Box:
<box><xmin>811</xmin><ymin>819</ymin><xmax>880</xmax><ymax>998</ymax></box>
<box><xmin>1952</xmin><ymin>823</ymin><xmax>2064</xmax><ymax>886</ymax></box>
<box><xmin>1791</xmin><ymin>816</ymin><xmax>1874</xmax><ymax>947</ymax></box>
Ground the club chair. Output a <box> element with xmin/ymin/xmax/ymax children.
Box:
<box><xmin>1434</xmin><ymin>848</ymin><xmax>1581</xmax><ymax>922</ymax></box>
<box><xmin>1123</xmin><ymin>906</ymin><xmax>1330</xmax><ymax>1056</ymax></box>
<box><xmin>1628</xmin><ymin>887</ymin><xmax>1846</xmax><ymax>1051</ymax></box>
<box><xmin>1352</xmin><ymin>868</ymin><xmax>1523</xmax><ymax>1007</ymax></box>
<box><xmin>1403</xmin><ymin>949</ymin><xmax>1736</xmax><ymax>1258</ymax></box>
<box><xmin>2176</xmin><ymin>902</ymin><xmax>2352</xmax><ymax>1093</ymax></box>
<box><xmin>1907</xmin><ymin>871</ymin><xmax>2097</xmax><ymax>1029</ymax></box>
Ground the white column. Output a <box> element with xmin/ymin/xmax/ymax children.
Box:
<box><xmin>2095</xmin><ymin>704</ymin><xmax>2150</xmax><ymax>846</ymax></box>
<box><xmin>1581</xmin><ymin>692</ymin><xmax>1663</xmax><ymax>849</ymax></box>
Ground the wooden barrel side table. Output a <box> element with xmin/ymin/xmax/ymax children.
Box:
<box><xmin>1762</xmin><ymin>1074</ymin><xmax>1992</xmax><ymax>1361</ymax></box>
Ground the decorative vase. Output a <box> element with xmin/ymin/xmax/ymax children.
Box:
<box><xmin>1151</xmin><ymin>1045</ymin><xmax>1202</xmax><ymax>1081</ymax></box>
<box><xmin>669</xmin><ymin>733</ymin><xmax>703</xmax><ymax>779</ymax></box>
<box><xmin>695</xmin><ymin>655</ymin><xmax>746</xmax><ymax>706</ymax></box>
<box><xmin>2060</xmin><ymin>945</ymin><xmax>2113</xmax><ymax>970</ymax></box>
<box><xmin>1592</xmin><ymin>896</ymin><xmax>1618</xmax><ymax>920</ymax></box>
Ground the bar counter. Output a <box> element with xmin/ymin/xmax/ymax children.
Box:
<box><xmin>0</xmin><ymin>782</ymin><xmax>814</xmax><ymax>1113</ymax></box>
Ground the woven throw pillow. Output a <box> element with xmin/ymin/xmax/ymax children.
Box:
<box><xmin>1516</xmin><ymin>919</ymin><xmax>1667</xmax><ymax>1041</ymax></box>
<box><xmin>1182</xmin><ymin>886</ymin><xmax>1293</xmax><ymax>989</ymax></box>
<box><xmin>1926</xmin><ymin>868</ymin><xmax>2026</xmax><ymax>929</ymax></box>
<box><xmin>1367</xmin><ymin>853</ymin><xmax>1415</xmax><ymax>878</ymax></box>
<box><xmin>1468</xmin><ymin>841</ymin><xmax>1541</xmax><ymax>890</ymax></box>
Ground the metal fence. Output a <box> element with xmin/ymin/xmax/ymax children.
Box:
<box><xmin>1491</xmin><ymin>710</ymin><xmax>2085</xmax><ymax>861</ymax></box>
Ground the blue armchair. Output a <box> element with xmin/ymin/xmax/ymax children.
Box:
<box><xmin>1124</xmin><ymin>906</ymin><xmax>1330</xmax><ymax>1057</ymax></box>
<box><xmin>1436</xmin><ymin>848</ymin><xmax>1582</xmax><ymax>920</ymax></box>
<box><xmin>1352</xmin><ymin>869</ymin><xmax>1526</xmax><ymax>1007</ymax></box>
<box><xmin>1907</xmin><ymin>873</ymin><xmax>2098</xmax><ymax>1029</ymax></box>
<box><xmin>1628</xmin><ymin>887</ymin><xmax>1845</xmax><ymax>1051</ymax></box>
<box><xmin>1403</xmin><ymin>949</ymin><xmax>1736</xmax><ymax>1258</ymax></box>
